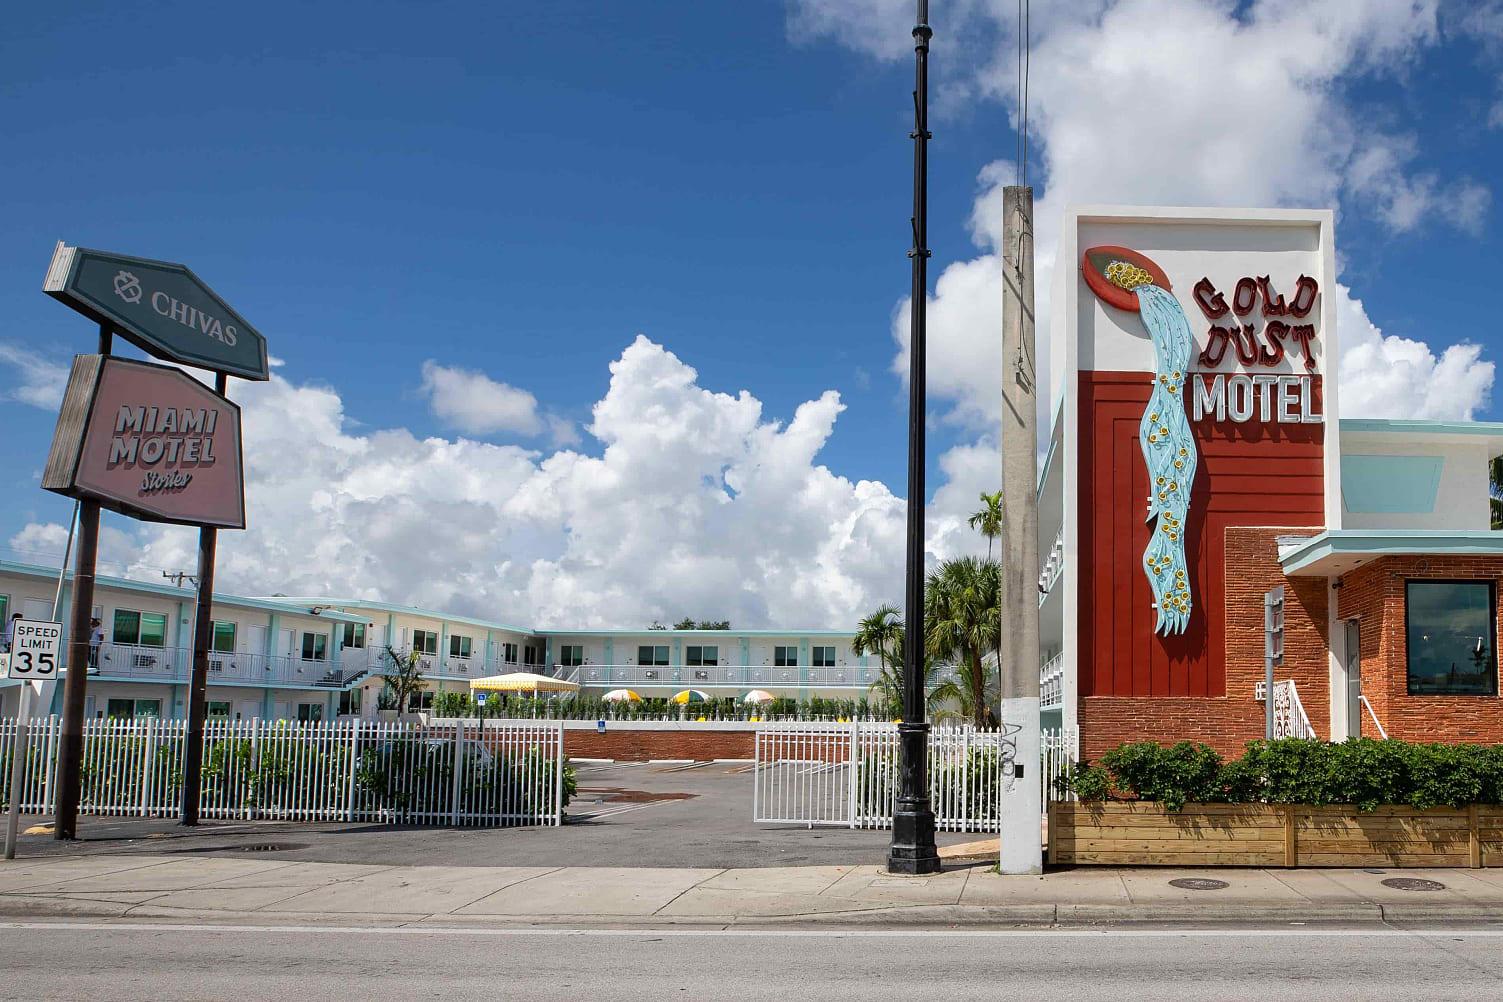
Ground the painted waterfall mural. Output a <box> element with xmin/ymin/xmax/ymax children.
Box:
<box><xmin>1082</xmin><ymin>246</ymin><xmax>1198</xmax><ymax>635</ymax></box>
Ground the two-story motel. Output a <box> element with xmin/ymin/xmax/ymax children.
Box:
<box><xmin>1043</xmin><ymin>205</ymin><xmax>1503</xmax><ymax>759</ymax></box>
<box><xmin>0</xmin><ymin>560</ymin><xmax>865</xmax><ymax>720</ymax></box>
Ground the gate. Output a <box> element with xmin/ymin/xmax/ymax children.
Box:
<box><xmin>752</xmin><ymin>721</ymin><xmax>1076</xmax><ymax>831</ymax></box>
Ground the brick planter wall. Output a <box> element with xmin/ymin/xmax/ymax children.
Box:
<box><xmin>1338</xmin><ymin>555</ymin><xmax>1503</xmax><ymax>743</ymax></box>
<box><xmin>562</xmin><ymin>724</ymin><xmax>756</xmax><ymax>761</ymax></box>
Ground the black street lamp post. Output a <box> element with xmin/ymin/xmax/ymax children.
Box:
<box><xmin>888</xmin><ymin>0</ymin><xmax>941</xmax><ymax>876</ymax></box>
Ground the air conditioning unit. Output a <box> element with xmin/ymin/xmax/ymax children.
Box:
<box><xmin>133</xmin><ymin>654</ymin><xmax>157</xmax><ymax>669</ymax></box>
<box><xmin>693</xmin><ymin>670</ymin><xmax>709</xmax><ymax>681</ymax></box>
<box><xmin>644</xmin><ymin>669</ymin><xmax>659</xmax><ymax>680</ymax></box>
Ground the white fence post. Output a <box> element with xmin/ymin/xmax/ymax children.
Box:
<box><xmin>553</xmin><ymin>720</ymin><xmax>564</xmax><ymax>826</ymax></box>
<box><xmin>846</xmin><ymin>720</ymin><xmax>858</xmax><ymax>830</ymax></box>
<box><xmin>345</xmin><ymin>718</ymin><xmax>360</xmax><ymax>822</ymax></box>
<box><xmin>449</xmin><ymin>719</ymin><xmax>465</xmax><ymax>827</ymax></box>
<box><xmin>139</xmin><ymin>717</ymin><xmax>155</xmax><ymax>818</ymax></box>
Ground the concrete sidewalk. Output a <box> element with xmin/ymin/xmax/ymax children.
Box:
<box><xmin>3</xmin><ymin>853</ymin><xmax>1503</xmax><ymax>928</ymax></box>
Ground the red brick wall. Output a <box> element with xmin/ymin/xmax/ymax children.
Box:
<box><xmin>1079</xmin><ymin>527</ymin><xmax>1329</xmax><ymax>760</ymax></box>
<box><xmin>1338</xmin><ymin>555</ymin><xmax>1503</xmax><ymax>744</ymax></box>
<box><xmin>563</xmin><ymin>728</ymin><xmax>755</xmax><ymax>761</ymax></box>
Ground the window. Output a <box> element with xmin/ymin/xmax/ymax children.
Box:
<box><xmin>341</xmin><ymin>622</ymin><xmax>366</xmax><ymax>649</ymax></box>
<box><xmin>774</xmin><ymin>645</ymin><xmax>799</xmax><ymax>667</ymax></box>
<box><xmin>296</xmin><ymin>702</ymin><xmax>324</xmax><ymax>722</ymax></box>
<box><xmin>0</xmin><ymin>596</ymin><xmax>8</xmax><ymax>626</ymax></box>
<box><xmin>449</xmin><ymin>634</ymin><xmax>472</xmax><ymax>659</ymax></box>
<box><xmin>301</xmin><ymin>632</ymin><xmax>328</xmax><ymax>661</ymax></box>
<box><xmin>207</xmin><ymin>701</ymin><xmax>232</xmax><ymax>717</ymax></box>
<box><xmin>212</xmin><ymin>621</ymin><xmax>236</xmax><ymax>654</ymax></box>
<box><xmin>113</xmin><ymin>610</ymin><xmax>167</xmax><ymax>647</ymax></box>
<box><xmin>339</xmin><ymin>689</ymin><xmax>362</xmax><ymax>715</ymax></box>
<box><xmin>106</xmin><ymin>698</ymin><xmax>161</xmax><ymax>719</ymax></box>
<box><xmin>407</xmin><ymin>691</ymin><xmax>435</xmax><ymax>712</ymax></box>
<box><xmin>560</xmin><ymin>644</ymin><xmax>584</xmax><ymax>667</ymax></box>
<box><xmin>523</xmin><ymin>645</ymin><xmax>541</xmax><ymax>666</ymax></box>
<box><xmin>686</xmin><ymin>645</ymin><xmax>718</xmax><ymax>666</ymax></box>
<box><xmin>1406</xmin><ymin>580</ymin><xmax>1498</xmax><ymax>696</ymax></box>
<box><xmin>413</xmin><ymin>629</ymin><xmax>439</xmax><ymax>655</ymax></box>
<box><xmin>813</xmin><ymin>646</ymin><xmax>837</xmax><ymax>667</ymax></box>
<box><xmin>637</xmin><ymin>645</ymin><xmax>670</xmax><ymax>666</ymax></box>
<box><xmin>502</xmin><ymin>642</ymin><xmax>519</xmax><ymax>664</ymax></box>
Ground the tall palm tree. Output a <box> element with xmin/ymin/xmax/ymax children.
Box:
<box><xmin>967</xmin><ymin>491</ymin><xmax>1004</xmax><ymax>562</ymax></box>
<box><xmin>925</xmin><ymin>556</ymin><xmax>1001</xmax><ymax>729</ymax></box>
<box><xmin>853</xmin><ymin>603</ymin><xmax>948</xmax><ymax>716</ymax></box>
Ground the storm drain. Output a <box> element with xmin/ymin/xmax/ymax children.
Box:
<box><xmin>1381</xmin><ymin>877</ymin><xmax>1446</xmax><ymax>892</ymax></box>
<box><xmin>1167</xmin><ymin>878</ymin><xmax>1229</xmax><ymax>891</ymax></box>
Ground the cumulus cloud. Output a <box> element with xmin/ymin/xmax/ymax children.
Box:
<box><xmin>3</xmin><ymin>336</ymin><xmax>983</xmax><ymax>629</ymax></box>
<box><xmin>418</xmin><ymin>360</ymin><xmax>545</xmax><ymax>437</ymax></box>
<box><xmin>798</xmin><ymin>0</ymin><xmax>1495</xmax><ymax>431</ymax></box>
<box><xmin>0</xmin><ymin>344</ymin><xmax>69</xmax><ymax>409</ymax></box>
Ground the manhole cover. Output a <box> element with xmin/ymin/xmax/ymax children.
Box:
<box><xmin>1168</xmin><ymin>878</ymin><xmax>1229</xmax><ymax>891</ymax></box>
<box><xmin>1381</xmin><ymin>877</ymin><xmax>1446</xmax><ymax>892</ymax></box>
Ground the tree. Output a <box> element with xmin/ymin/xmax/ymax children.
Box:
<box><xmin>383</xmin><ymin>645</ymin><xmax>429</xmax><ymax>717</ymax></box>
<box><xmin>1491</xmin><ymin>456</ymin><xmax>1503</xmax><ymax>530</ymax></box>
<box><xmin>666</xmin><ymin>618</ymin><xmax>732</xmax><ymax>630</ymax></box>
<box><xmin>967</xmin><ymin>490</ymin><xmax>1004</xmax><ymax>562</ymax></box>
<box><xmin>924</xmin><ymin>556</ymin><xmax>1001</xmax><ymax>729</ymax></box>
<box><xmin>853</xmin><ymin>603</ymin><xmax>947</xmax><ymax>716</ymax></box>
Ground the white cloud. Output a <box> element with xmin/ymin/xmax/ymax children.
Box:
<box><xmin>0</xmin><ymin>345</ymin><xmax>69</xmax><ymax>409</ymax></box>
<box><xmin>418</xmin><ymin>360</ymin><xmax>545</xmax><ymax>437</ymax></box>
<box><xmin>799</xmin><ymin>0</ymin><xmax>1493</xmax><ymax>433</ymax></box>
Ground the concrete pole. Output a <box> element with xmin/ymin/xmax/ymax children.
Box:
<box><xmin>998</xmin><ymin>185</ymin><xmax>1043</xmax><ymax>874</ymax></box>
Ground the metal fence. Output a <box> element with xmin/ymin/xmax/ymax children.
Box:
<box><xmin>752</xmin><ymin>722</ymin><xmax>1077</xmax><ymax>831</ymax></box>
<box><xmin>0</xmin><ymin>716</ymin><xmax>565</xmax><ymax>826</ymax></box>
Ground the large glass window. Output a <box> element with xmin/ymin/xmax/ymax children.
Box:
<box><xmin>1406</xmin><ymin>580</ymin><xmax>1498</xmax><ymax>696</ymax></box>
<box><xmin>339</xmin><ymin>689</ymin><xmax>362</xmax><ymax>715</ymax></box>
<box><xmin>106</xmin><ymin>698</ymin><xmax>161</xmax><ymax>719</ymax></box>
<box><xmin>523</xmin><ymin>645</ymin><xmax>541</xmax><ymax>666</ymax></box>
<box><xmin>559</xmin><ymin>645</ymin><xmax>584</xmax><ymax>667</ymax></box>
<box><xmin>301</xmin><ymin>632</ymin><xmax>328</xmax><ymax>662</ymax></box>
<box><xmin>813</xmin><ymin>646</ymin><xmax>837</xmax><ymax>667</ymax></box>
<box><xmin>413</xmin><ymin>629</ymin><xmax>439</xmax><ymax>655</ymax></box>
<box><xmin>207</xmin><ymin>701</ymin><xmax>232</xmax><ymax>717</ymax></box>
<box><xmin>212</xmin><ymin>621</ymin><xmax>236</xmax><ymax>654</ymax></box>
<box><xmin>113</xmin><ymin>610</ymin><xmax>167</xmax><ymax>647</ymax></box>
<box><xmin>341</xmin><ymin>622</ymin><xmax>366</xmax><ymax>649</ymax></box>
<box><xmin>637</xmin><ymin>645</ymin><xmax>670</xmax><ymax>666</ymax></box>
<box><xmin>774</xmin><ymin>645</ymin><xmax>799</xmax><ymax>667</ymax></box>
<box><xmin>502</xmin><ymin>642</ymin><xmax>519</xmax><ymax>664</ymax></box>
<box><xmin>296</xmin><ymin>702</ymin><xmax>324</xmax><ymax>722</ymax></box>
<box><xmin>686</xmin><ymin>645</ymin><xmax>718</xmax><ymax>667</ymax></box>
<box><xmin>449</xmin><ymin>634</ymin><xmax>472</xmax><ymax>659</ymax></box>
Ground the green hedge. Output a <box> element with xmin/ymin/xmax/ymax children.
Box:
<box><xmin>428</xmin><ymin>692</ymin><xmax>900</xmax><ymax>722</ymax></box>
<box><xmin>1062</xmin><ymin>738</ymin><xmax>1503</xmax><ymax>812</ymax></box>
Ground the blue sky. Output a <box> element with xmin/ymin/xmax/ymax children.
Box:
<box><xmin>1</xmin><ymin>1</ymin><xmax>1501</xmax><ymax>627</ymax></box>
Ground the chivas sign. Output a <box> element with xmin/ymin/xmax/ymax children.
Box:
<box><xmin>43</xmin><ymin>244</ymin><xmax>270</xmax><ymax>381</ymax></box>
<box><xmin>41</xmin><ymin>355</ymin><xmax>246</xmax><ymax>529</ymax></box>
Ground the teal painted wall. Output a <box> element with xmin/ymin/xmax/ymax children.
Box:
<box><xmin>1341</xmin><ymin>454</ymin><xmax>1444</xmax><ymax>513</ymax></box>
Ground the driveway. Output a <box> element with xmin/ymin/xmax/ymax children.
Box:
<box><xmin>9</xmin><ymin>762</ymin><xmax>981</xmax><ymax>869</ymax></box>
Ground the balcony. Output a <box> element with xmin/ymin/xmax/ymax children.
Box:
<box><xmin>1040</xmin><ymin>652</ymin><xmax>1064</xmax><ymax>711</ymax></box>
<box><xmin>1038</xmin><ymin>527</ymin><xmax>1065</xmax><ymax>605</ymax></box>
<box><xmin>83</xmin><ymin>642</ymin><xmax>363</xmax><ymax>689</ymax></box>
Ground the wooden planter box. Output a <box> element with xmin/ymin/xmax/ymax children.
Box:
<box><xmin>1049</xmin><ymin>801</ymin><xmax>1503</xmax><ymax>868</ymax></box>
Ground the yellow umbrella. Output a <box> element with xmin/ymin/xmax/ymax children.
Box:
<box><xmin>602</xmin><ymin>688</ymin><xmax>641</xmax><ymax>703</ymax></box>
<box><xmin>742</xmin><ymin>689</ymin><xmax>776</xmax><ymax>704</ymax></box>
<box><xmin>470</xmin><ymin>672</ymin><xmax>581</xmax><ymax>694</ymax></box>
<box><xmin>671</xmin><ymin>689</ymin><xmax>710</xmax><ymax>704</ymax></box>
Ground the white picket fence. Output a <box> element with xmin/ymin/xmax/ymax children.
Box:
<box><xmin>0</xmin><ymin>716</ymin><xmax>565</xmax><ymax>827</ymax></box>
<box><xmin>752</xmin><ymin>722</ymin><xmax>1077</xmax><ymax>831</ymax></box>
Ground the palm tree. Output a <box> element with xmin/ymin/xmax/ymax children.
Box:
<box><xmin>853</xmin><ymin>603</ymin><xmax>949</xmax><ymax>717</ymax></box>
<box><xmin>1491</xmin><ymin>456</ymin><xmax>1503</xmax><ymax>530</ymax></box>
<box><xmin>924</xmin><ymin>556</ymin><xmax>1001</xmax><ymax>729</ymax></box>
<box><xmin>967</xmin><ymin>491</ymin><xmax>1004</xmax><ymax>561</ymax></box>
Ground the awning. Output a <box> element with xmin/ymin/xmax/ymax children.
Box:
<box><xmin>469</xmin><ymin>672</ymin><xmax>581</xmax><ymax>694</ymax></box>
<box><xmin>1279</xmin><ymin>530</ymin><xmax>1503</xmax><ymax>577</ymax></box>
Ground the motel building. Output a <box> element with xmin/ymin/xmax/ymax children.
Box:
<box><xmin>0</xmin><ymin>563</ymin><xmax>868</xmax><ymax>720</ymax></box>
<box><xmin>1042</xmin><ymin>205</ymin><xmax>1503</xmax><ymax>761</ymax></box>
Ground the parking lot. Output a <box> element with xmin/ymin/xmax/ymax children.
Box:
<box><xmin>10</xmin><ymin>761</ymin><xmax>979</xmax><ymax>869</ymax></box>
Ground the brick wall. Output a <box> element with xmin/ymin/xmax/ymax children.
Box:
<box><xmin>1338</xmin><ymin>555</ymin><xmax>1503</xmax><ymax>744</ymax></box>
<box><xmin>1079</xmin><ymin>527</ymin><xmax>1329</xmax><ymax>760</ymax></box>
<box><xmin>563</xmin><ymin>727</ymin><xmax>755</xmax><ymax>761</ymax></box>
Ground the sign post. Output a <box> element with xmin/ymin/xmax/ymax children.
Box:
<box><xmin>4</xmin><ymin>619</ymin><xmax>63</xmax><ymax>858</ymax></box>
<box><xmin>1265</xmin><ymin>586</ymin><xmax>1285</xmax><ymax>740</ymax></box>
<box><xmin>41</xmin><ymin>243</ymin><xmax>265</xmax><ymax>837</ymax></box>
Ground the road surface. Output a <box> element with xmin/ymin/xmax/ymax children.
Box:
<box><xmin>2</xmin><ymin>921</ymin><xmax>1501</xmax><ymax>1000</ymax></box>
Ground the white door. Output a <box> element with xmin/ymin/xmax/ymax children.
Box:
<box><xmin>279</xmin><ymin>629</ymin><xmax>295</xmax><ymax>658</ymax></box>
<box><xmin>248</xmin><ymin>625</ymin><xmax>267</xmax><ymax>656</ymax></box>
<box><xmin>1344</xmin><ymin>619</ymin><xmax>1362</xmax><ymax>739</ymax></box>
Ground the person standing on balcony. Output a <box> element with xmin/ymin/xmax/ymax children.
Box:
<box><xmin>89</xmin><ymin>618</ymin><xmax>104</xmax><ymax>671</ymax></box>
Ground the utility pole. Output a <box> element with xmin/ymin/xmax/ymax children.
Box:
<box><xmin>888</xmin><ymin>0</ymin><xmax>940</xmax><ymax>877</ymax></box>
<box><xmin>998</xmin><ymin>185</ymin><xmax>1043</xmax><ymax>874</ymax></box>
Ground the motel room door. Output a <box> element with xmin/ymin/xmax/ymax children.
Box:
<box><xmin>1344</xmin><ymin>619</ymin><xmax>1362</xmax><ymax>739</ymax></box>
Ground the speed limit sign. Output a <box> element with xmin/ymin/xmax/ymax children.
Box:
<box><xmin>5</xmin><ymin>620</ymin><xmax>62</xmax><ymax>680</ymax></box>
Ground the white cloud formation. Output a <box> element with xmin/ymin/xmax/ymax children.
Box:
<box><xmin>795</xmin><ymin>0</ymin><xmax>1495</xmax><ymax>430</ymax></box>
<box><xmin>418</xmin><ymin>360</ymin><xmax>545</xmax><ymax>437</ymax></box>
<box><xmin>0</xmin><ymin>344</ymin><xmax>68</xmax><ymax>409</ymax></box>
<box><xmin>2</xmin><ymin>337</ymin><xmax>996</xmax><ymax>629</ymax></box>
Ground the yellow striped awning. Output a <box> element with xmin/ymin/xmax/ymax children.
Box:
<box><xmin>469</xmin><ymin>672</ymin><xmax>580</xmax><ymax>693</ymax></box>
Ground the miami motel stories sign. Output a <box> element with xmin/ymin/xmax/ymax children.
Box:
<box><xmin>44</xmin><ymin>243</ymin><xmax>270</xmax><ymax>382</ymax></box>
<box><xmin>42</xmin><ymin>355</ymin><xmax>246</xmax><ymax>529</ymax></box>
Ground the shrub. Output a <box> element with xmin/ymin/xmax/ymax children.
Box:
<box><xmin>1099</xmin><ymin>741</ymin><xmax>1224</xmax><ymax>812</ymax></box>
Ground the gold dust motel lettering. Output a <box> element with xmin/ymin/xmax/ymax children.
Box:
<box><xmin>108</xmin><ymin>405</ymin><xmax>219</xmax><ymax>496</ymax></box>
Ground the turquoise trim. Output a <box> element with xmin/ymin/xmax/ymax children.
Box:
<box><xmin>1341</xmin><ymin>418</ymin><xmax>1503</xmax><ymax>438</ymax></box>
<box><xmin>740</xmin><ymin>637</ymin><xmax>750</xmax><ymax>667</ymax></box>
<box><xmin>270</xmin><ymin>596</ymin><xmax>534</xmax><ymax>636</ymax></box>
<box><xmin>1281</xmin><ymin>530</ymin><xmax>1503</xmax><ymax>575</ymax></box>
<box><xmin>540</xmin><ymin>628</ymin><xmax>850</xmax><ymax>637</ymax></box>
<box><xmin>1341</xmin><ymin>454</ymin><xmax>1443</xmax><ymax>514</ymax></box>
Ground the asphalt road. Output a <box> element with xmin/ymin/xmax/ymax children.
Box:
<box><xmin>2</xmin><ymin>922</ymin><xmax>1502</xmax><ymax>1000</ymax></box>
<box><xmin>13</xmin><ymin>763</ymin><xmax>978</xmax><ymax>868</ymax></box>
